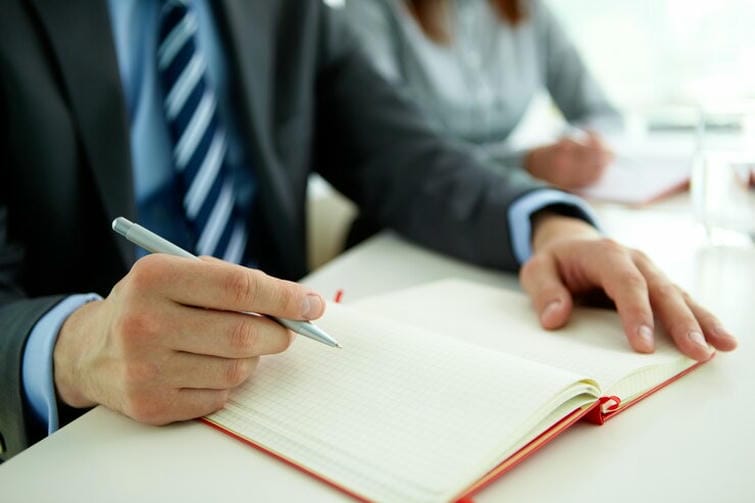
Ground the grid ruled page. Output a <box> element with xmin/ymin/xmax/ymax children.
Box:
<box><xmin>353</xmin><ymin>279</ymin><xmax>696</xmax><ymax>396</ymax></box>
<box><xmin>207</xmin><ymin>303</ymin><xmax>587</xmax><ymax>502</ymax></box>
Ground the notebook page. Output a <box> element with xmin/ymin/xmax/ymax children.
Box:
<box><xmin>206</xmin><ymin>303</ymin><xmax>597</xmax><ymax>503</ymax></box>
<box><xmin>352</xmin><ymin>279</ymin><xmax>696</xmax><ymax>399</ymax></box>
<box><xmin>576</xmin><ymin>154</ymin><xmax>690</xmax><ymax>205</ymax></box>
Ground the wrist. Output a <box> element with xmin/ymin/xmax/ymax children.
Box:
<box><xmin>531</xmin><ymin>211</ymin><xmax>600</xmax><ymax>253</ymax></box>
<box><xmin>53</xmin><ymin>300</ymin><xmax>102</xmax><ymax>408</ymax></box>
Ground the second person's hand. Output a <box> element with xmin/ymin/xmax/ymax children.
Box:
<box><xmin>525</xmin><ymin>131</ymin><xmax>613</xmax><ymax>190</ymax></box>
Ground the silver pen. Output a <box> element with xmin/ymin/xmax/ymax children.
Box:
<box><xmin>112</xmin><ymin>217</ymin><xmax>341</xmax><ymax>348</ymax></box>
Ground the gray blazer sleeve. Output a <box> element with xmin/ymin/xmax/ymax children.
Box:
<box><xmin>0</xmin><ymin>203</ymin><xmax>68</xmax><ymax>461</ymax></box>
<box><xmin>314</xmin><ymin>6</ymin><xmax>555</xmax><ymax>271</ymax></box>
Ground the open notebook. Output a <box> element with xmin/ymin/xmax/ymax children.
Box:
<box><xmin>575</xmin><ymin>154</ymin><xmax>691</xmax><ymax>205</ymax></box>
<box><xmin>204</xmin><ymin>279</ymin><xmax>703</xmax><ymax>502</ymax></box>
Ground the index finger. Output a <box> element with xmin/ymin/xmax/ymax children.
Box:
<box><xmin>581</xmin><ymin>241</ymin><xmax>656</xmax><ymax>353</ymax></box>
<box><xmin>133</xmin><ymin>254</ymin><xmax>325</xmax><ymax>320</ymax></box>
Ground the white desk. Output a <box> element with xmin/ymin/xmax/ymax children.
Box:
<box><xmin>1</xmin><ymin>199</ymin><xmax>753</xmax><ymax>503</ymax></box>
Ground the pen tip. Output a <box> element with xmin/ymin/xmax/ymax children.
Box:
<box><xmin>335</xmin><ymin>343</ymin><xmax>343</xmax><ymax>349</ymax></box>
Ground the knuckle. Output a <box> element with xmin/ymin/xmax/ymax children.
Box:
<box><xmin>655</xmin><ymin>282</ymin><xmax>681</xmax><ymax>301</ymax></box>
<box><xmin>123</xmin><ymin>392</ymin><xmax>167</xmax><ymax>425</ymax></box>
<box><xmin>113</xmin><ymin>312</ymin><xmax>155</xmax><ymax>353</ymax></box>
<box><xmin>630</xmin><ymin>248</ymin><xmax>651</xmax><ymax>266</ymax></box>
<box><xmin>109</xmin><ymin>277</ymin><xmax>127</xmax><ymax>298</ymax></box>
<box><xmin>605</xmin><ymin>269</ymin><xmax>647</xmax><ymax>300</ymax></box>
<box><xmin>117</xmin><ymin>311</ymin><xmax>151</xmax><ymax>337</ymax></box>
<box><xmin>679</xmin><ymin>289</ymin><xmax>695</xmax><ymax>305</ymax></box>
<box><xmin>227</xmin><ymin>269</ymin><xmax>257</xmax><ymax>308</ymax></box>
<box><xmin>128</xmin><ymin>255</ymin><xmax>164</xmax><ymax>291</ymax></box>
<box><xmin>597</xmin><ymin>238</ymin><xmax>625</xmax><ymax>256</ymax></box>
<box><xmin>666</xmin><ymin>319</ymin><xmax>698</xmax><ymax>342</ymax></box>
<box><xmin>519</xmin><ymin>255</ymin><xmax>546</xmax><ymax>283</ymax></box>
<box><xmin>625</xmin><ymin>304</ymin><xmax>651</xmax><ymax>324</ymax></box>
<box><xmin>275</xmin><ymin>284</ymin><xmax>296</xmax><ymax>313</ymax></box>
<box><xmin>224</xmin><ymin>359</ymin><xmax>251</xmax><ymax>387</ymax></box>
<box><xmin>274</xmin><ymin>331</ymin><xmax>294</xmax><ymax>353</ymax></box>
<box><xmin>619</xmin><ymin>271</ymin><xmax>647</xmax><ymax>291</ymax></box>
<box><xmin>229</xmin><ymin>319</ymin><xmax>260</xmax><ymax>355</ymax></box>
<box><xmin>122</xmin><ymin>360</ymin><xmax>160</xmax><ymax>388</ymax></box>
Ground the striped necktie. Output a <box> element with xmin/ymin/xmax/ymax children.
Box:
<box><xmin>156</xmin><ymin>0</ymin><xmax>248</xmax><ymax>263</ymax></box>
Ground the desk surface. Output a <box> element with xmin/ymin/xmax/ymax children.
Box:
<box><xmin>1</xmin><ymin>197</ymin><xmax>753</xmax><ymax>503</ymax></box>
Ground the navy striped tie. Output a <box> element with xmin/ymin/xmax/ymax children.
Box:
<box><xmin>157</xmin><ymin>0</ymin><xmax>248</xmax><ymax>263</ymax></box>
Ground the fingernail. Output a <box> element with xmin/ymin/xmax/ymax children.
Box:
<box><xmin>637</xmin><ymin>324</ymin><xmax>654</xmax><ymax>352</ymax></box>
<box><xmin>689</xmin><ymin>330</ymin><xmax>711</xmax><ymax>352</ymax></box>
<box><xmin>301</xmin><ymin>293</ymin><xmax>324</xmax><ymax>319</ymax></box>
<box><xmin>541</xmin><ymin>300</ymin><xmax>562</xmax><ymax>324</ymax></box>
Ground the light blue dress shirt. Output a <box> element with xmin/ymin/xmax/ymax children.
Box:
<box><xmin>21</xmin><ymin>0</ymin><xmax>598</xmax><ymax>434</ymax></box>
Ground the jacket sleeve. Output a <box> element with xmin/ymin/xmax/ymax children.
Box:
<box><xmin>0</xmin><ymin>57</ymin><xmax>67</xmax><ymax>462</ymax></box>
<box><xmin>0</xmin><ymin>291</ymin><xmax>65</xmax><ymax>462</ymax></box>
<box><xmin>0</xmin><ymin>194</ymin><xmax>68</xmax><ymax>461</ymax></box>
<box><xmin>313</xmin><ymin>5</ymin><xmax>556</xmax><ymax>271</ymax></box>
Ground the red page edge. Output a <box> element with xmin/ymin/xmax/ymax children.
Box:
<box><xmin>584</xmin><ymin>356</ymin><xmax>708</xmax><ymax>425</ymax></box>
<box><xmin>456</xmin><ymin>401</ymin><xmax>601</xmax><ymax>502</ymax></box>
<box><xmin>199</xmin><ymin>417</ymin><xmax>369</xmax><ymax>502</ymax></box>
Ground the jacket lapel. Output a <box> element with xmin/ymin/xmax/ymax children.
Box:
<box><xmin>214</xmin><ymin>1</ymin><xmax>304</xmax><ymax>275</ymax></box>
<box><xmin>28</xmin><ymin>0</ymin><xmax>136</xmax><ymax>265</ymax></box>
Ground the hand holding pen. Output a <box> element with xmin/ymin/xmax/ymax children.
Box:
<box><xmin>525</xmin><ymin>127</ymin><xmax>613</xmax><ymax>190</ymax></box>
<box><xmin>112</xmin><ymin>217</ymin><xmax>340</xmax><ymax>348</ymax></box>
<box><xmin>52</xmin><ymin>218</ymin><xmax>335</xmax><ymax>427</ymax></box>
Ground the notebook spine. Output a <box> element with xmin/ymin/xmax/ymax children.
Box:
<box><xmin>583</xmin><ymin>396</ymin><xmax>622</xmax><ymax>425</ymax></box>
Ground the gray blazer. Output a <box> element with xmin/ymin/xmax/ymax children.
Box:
<box><xmin>0</xmin><ymin>0</ymin><xmax>568</xmax><ymax>460</ymax></box>
<box><xmin>343</xmin><ymin>0</ymin><xmax>623</xmax><ymax>168</ymax></box>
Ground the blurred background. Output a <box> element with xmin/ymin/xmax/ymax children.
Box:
<box><xmin>327</xmin><ymin>0</ymin><xmax>755</xmax><ymax>128</ymax></box>
<box><xmin>548</xmin><ymin>0</ymin><xmax>755</xmax><ymax>126</ymax></box>
<box><xmin>313</xmin><ymin>0</ymin><xmax>755</xmax><ymax>269</ymax></box>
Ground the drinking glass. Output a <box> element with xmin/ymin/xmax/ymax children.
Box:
<box><xmin>691</xmin><ymin>102</ymin><xmax>755</xmax><ymax>246</ymax></box>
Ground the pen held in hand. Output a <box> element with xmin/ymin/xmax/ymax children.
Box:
<box><xmin>562</xmin><ymin>125</ymin><xmax>619</xmax><ymax>168</ymax></box>
<box><xmin>112</xmin><ymin>217</ymin><xmax>341</xmax><ymax>348</ymax></box>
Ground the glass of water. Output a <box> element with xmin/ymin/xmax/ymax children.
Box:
<box><xmin>692</xmin><ymin>151</ymin><xmax>755</xmax><ymax>244</ymax></box>
<box><xmin>691</xmin><ymin>101</ymin><xmax>755</xmax><ymax>245</ymax></box>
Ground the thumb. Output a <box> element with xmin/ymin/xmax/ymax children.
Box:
<box><xmin>519</xmin><ymin>254</ymin><xmax>574</xmax><ymax>329</ymax></box>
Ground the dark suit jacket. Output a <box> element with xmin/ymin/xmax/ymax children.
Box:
<box><xmin>0</xmin><ymin>0</ymin><xmax>555</xmax><ymax>461</ymax></box>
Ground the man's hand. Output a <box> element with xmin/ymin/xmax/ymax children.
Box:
<box><xmin>525</xmin><ymin>131</ymin><xmax>612</xmax><ymax>190</ymax></box>
<box><xmin>53</xmin><ymin>255</ymin><xmax>325</xmax><ymax>425</ymax></box>
<box><xmin>519</xmin><ymin>213</ymin><xmax>738</xmax><ymax>361</ymax></box>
